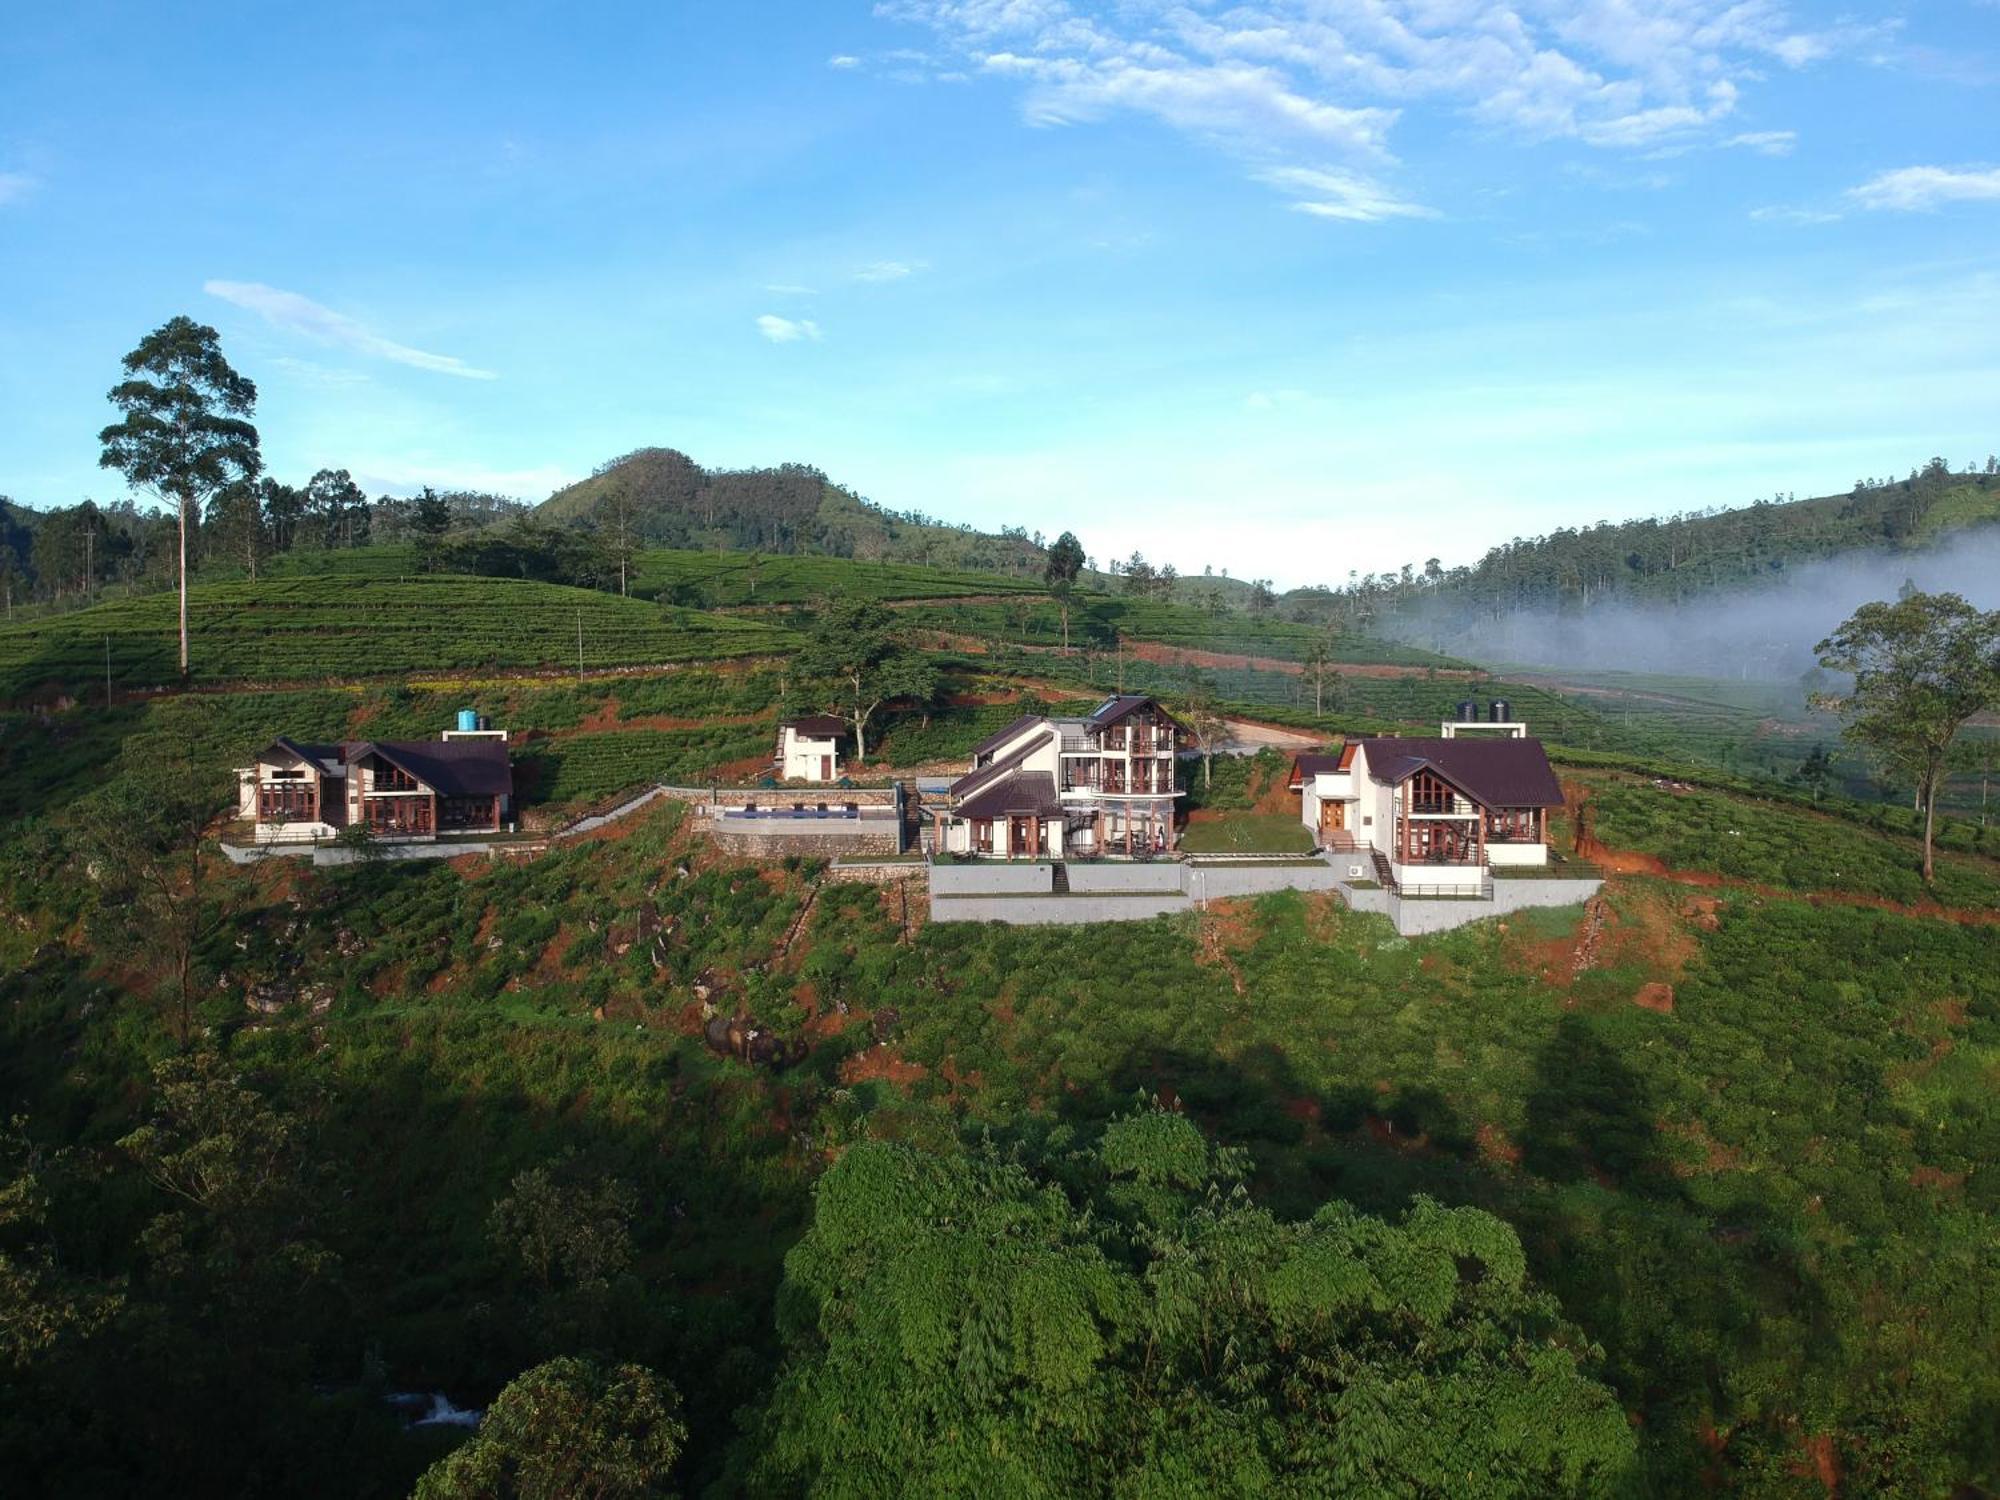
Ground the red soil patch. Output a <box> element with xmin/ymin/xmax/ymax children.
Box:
<box><xmin>1194</xmin><ymin>900</ymin><xmax>1262</xmax><ymax>995</ymax></box>
<box><xmin>841</xmin><ymin>1046</ymin><xmax>928</xmax><ymax>1088</ymax></box>
<box><xmin>1794</xmin><ymin>1432</ymin><xmax>1841</xmax><ymax>1494</ymax></box>
<box><xmin>1909</xmin><ymin>1165</ymin><xmax>1968</xmax><ymax>1190</ymax></box>
<box><xmin>1476</xmin><ymin>1122</ymin><xmax>1524</xmax><ymax>1168</ymax></box>
<box><xmin>1633</xmin><ymin>981</ymin><xmax>1676</xmax><ymax>1013</ymax></box>
<box><xmin>1662</xmin><ymin>1118</ymin><xmax>1742</xmax><ymax>1177</ymax></box>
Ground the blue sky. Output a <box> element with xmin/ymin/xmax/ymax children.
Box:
<box><xmin>2</xmin><ymin>0</ymin><xmax>1997</xmax><ymax>585</ymax></box>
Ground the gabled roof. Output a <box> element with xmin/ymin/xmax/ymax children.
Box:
<box><xmin>1085</xmin><ymin>694</ymin><xmax>1183</xmax><ymax>732</ymax></box>
<box><xmin>967</xmin><ymin>712</ymin><xmax>1047</xmax><ymax>761</ymax></box>
<box><xmin>1289</xmin><ymin>752</ymin><xmax>1342</xmax><ymax>787</ymax></box>
<box><xmin>784</xmin><ymin>715</ymin><xmax>848</xmax><ymax>739</ymax></box>
<box><xmin>1355</xmin><ymin>736</ymin><xmax>1562</xmax><ymax>808</ymax></box>
<box><xmin>348</xmin><ymin>739</ymin><xmax>513</xmax><ymax>798</ymax></box>
<box><xmin>955</xmin><ymin>771</ymin><xmax>1062</xmax><ymax>821</ymax></box>
<box><xmin>257</xmin><ymin>737</ymin><xmax>345</xmax><ymax>776</ymax></box>
<box><xmin>950</xmin><ymin>731</ymin><xmax>1051</xmax><ymax>803</ymax></box>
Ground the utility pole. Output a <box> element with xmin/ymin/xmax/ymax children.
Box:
<box><xmin>576</xmin><ymin>607</ymin><xmax>584</xmax><ymax>683</ymax></box>
<box><xmin>105</xmin><ymin>635</ymin><xmax>113</xmax><ymax>709</ymax></box>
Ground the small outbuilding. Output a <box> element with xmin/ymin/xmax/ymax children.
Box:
<box><xmin>777</xmin><ymin>715</ymin><xmax>847</xmax><ymax>783</ymax></box>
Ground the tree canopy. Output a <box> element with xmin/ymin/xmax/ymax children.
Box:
<box><xmin>1816</xmin><ymin>590</ymin><xmax>2000</xmax><ymax>881</ymax></box>
<box><xmin>749</xmin><ymin>1107</ymin><xmax>1635</xmax><ymax>1497</ymax></box>
<box><xmin>98</xmin><ymin>317</ymin><xmax>261</xmax><ymax>676</ymax></box>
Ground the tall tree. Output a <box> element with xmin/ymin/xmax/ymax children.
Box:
<box><xmin>258</xmin><ymin>476</ymin><xmax>306</xmax><ymax>553</ymax></box>
<box><xmin>1044</xmin><ymin>530</ymin><xmax>1086</xmax><ymax>654</ymax></box>
<box><xmin>1176</xmin><ymin>670</ymin><xmax>1227</xmax><ymax>789</ymax></box>
<box><xmin>204</xmin><ymin>480</ymin><xmax>266</xmax><ymax>578</ymax></box>
<box><xmin>599</xmin><ymin>476</ymin><xmax>642</xmax><ymax>596</ymax></box>
<box><xmin>415</xmin><ymin>1356</ymin><xmax>686</xmax><ymax>1500</ymax></box>
<box><xmin>1815</xmin><ymin>590</ymin><xmax>2000</xmax><ymax>882</ymax></box>
<box><xmin>795</xmin><ymin>596</ymin><xmax>931</xmax><ymax>761</ymax></box>
<box><xmin>99</xmin><ymin>318</ymin><xmax>261</xmax><ymax>677</ymax></box>
<box><xmin>411</xmin><ymin>487</ymin><xmax>453</xmax><ymax>573</ymax></box>
<box><xmin>1302</xmin><ymin>636</ymin><xmax>1332</xmax><ymax>715</ymax></box>
<box><xmin>750</xmin><ymin>1106</ymin><xmax>1633</xmax><ymax>1497</ymax></box>
<box><xmin>303</xmin><ymin>468</ymin><xmax>369</xmax><ymax>550</ymax></box>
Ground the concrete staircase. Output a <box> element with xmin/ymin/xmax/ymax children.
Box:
<box><xmin>1050</xmin><ymin>861</ymin><xmax>1071</xmax><ymax>894</ymax></box>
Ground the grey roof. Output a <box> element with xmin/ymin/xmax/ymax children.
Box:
<box><xmin>1357</xmin><ymin>736</ymin><xmax>1562</xmax><ymax>808</ymax></box>
<box><xmin>348</xmin><ymin>739</ymin><xmax>513</xmax><ymax>799</ymax></box>
<box><xmin>955</xmin><ymin>771</ymin><xmax>1062</xmax><ymax>821</ymax></box>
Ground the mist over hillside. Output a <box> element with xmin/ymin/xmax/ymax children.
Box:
<box><xmin>1389</xmin><ymin>526</ymin><xmax>2000</xmax><ymax>681</ymax></box>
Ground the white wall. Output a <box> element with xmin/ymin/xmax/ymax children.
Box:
<box><xmin>781</xmin><ymin>729</ymin><xmax>841</xmax><ymax>782</ymax></box>
<box><xmin>1488</xmin><ymin>842</ymin><xmax>1549</xmax><ymax>866</ymax></box>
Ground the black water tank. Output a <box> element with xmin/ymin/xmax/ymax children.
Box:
<box><xmin>1489</xmin><ymin>699</ymin><xmax>1512</xmax><ymax>723</ymax></box>
<box><xmin>1455</xmin><ymin>700</ymin><xmax>1479</xmax><ymax>723</ymax></box>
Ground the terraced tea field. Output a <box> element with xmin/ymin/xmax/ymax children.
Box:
<box><xmin>0</xmin><ymin>576</ymin><xmax>793</xmax><ymax>698</ymax></box>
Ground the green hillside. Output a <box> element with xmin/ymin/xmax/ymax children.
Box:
<box><xmin>0</xmin><ymin>575</ymin><xmax>792</xmax><ymax>699</ymax></box>
<box><xmin>1285</xmin><ymin>465</ymin><xmax>2000</xmax><ymax>621</ymax></box>
<box><xmin>538</xmin><ymin>446</ymin><xmax>1046</xmax><ymax>575</ymax></box>
<box><xmin>2</xmin><ymin>747</ymin><xmax>1996</xmax><ymax>1493</ymax></box>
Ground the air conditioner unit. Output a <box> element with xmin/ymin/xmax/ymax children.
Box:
<box><xmin>1347</xmin><ymin>864</ymin><xmax>1366</xmax><ymax>878</ymax></box>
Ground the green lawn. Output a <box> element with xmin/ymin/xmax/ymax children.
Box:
<box><xmin>1178</xmin><ymin>811</ymin><xmax>1316</xmax><ymax>853</ymax></box>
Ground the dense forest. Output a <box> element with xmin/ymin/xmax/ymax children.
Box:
<box><xmin>1276</xmin><ymin>461</ymin><xmax>2000</xmax><ymax>633</ymax></box>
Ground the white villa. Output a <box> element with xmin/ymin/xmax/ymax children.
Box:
<box><xmin>777</xmin><ymin>715</ymin><xmax>847</xmax><ymax>783</ymax></box>
<box><xmin>932</xmin><ymin>695</ymin><xmax>1184</xmax><ymax>858</ymax></box>
<box><xmin>1290</xmin><ymin>708</ymin><xmax>1563</xmax><ymax>891</ymax></box>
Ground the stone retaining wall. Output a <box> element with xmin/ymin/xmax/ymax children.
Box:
<box><xmin>706</xmin><ymin>824</ymin><xmax>902</xmax><ymax>859</ymax></box>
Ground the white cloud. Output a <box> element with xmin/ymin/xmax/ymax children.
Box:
<box><xmin>0</xmin><ymin>171</ymin><xmax>38</xmax><ymax>206</ymax></box>
<box><xmin>757</xmin><ymin>314</ymin><xmax>823</xmax><ymax>343</ymax></box>
<box><xmin>1750</xmin><ymin>204</ymin><xmax>1842</xmax><ymax>225</ymax></box>
<box><xmin>829</xmin><ymin>54</ymin><xmax>862</xmax><ymax>68</ymax></box>
<box><xmin>1244</xmin><ymin>388</ymin><xmax>1309</xmax><ymax>410</ymax></box>
<box><xmin>1255</xmin><ymin>165</ymin><xmax>1436</xmax><ymax>222</ymax></box>
<box><xmin>880</xmin><ymin>0</ymin><xmax>1854</xmax><ymax>204</ymax></box>
<box><xmin>764</xmin><ymin>282</ymin><xmax>819</xmax><ymax>295</ymax></box>
<box><xmin>203</xmin><ymin>280</ymin><xmax>496</xmax><ymax>379</ymax></box>
<box><xmin>1725</xmin><ymin>130</ymin><xmax>1797</xmax><ymax>157</ymax></box>
<box><xmin>355</xmin><ymin>460</ymin><xmax>577</xmax><ymax>500</ymax></box>
<box><xmin>853</xmin><ymin>259</ymin><xmax>927</xmax><ymax>282</ymax></box>
<box><xmin>1848</xmin><ymin>165</ymin><xmax>2000</xmax><ymax>212</ymax></box>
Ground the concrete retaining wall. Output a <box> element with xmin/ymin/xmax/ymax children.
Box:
<box><xmin>1381</xmin><ymin>877</ymin><xmax>1601</xmax><ymax>935</ymax></box>
<box><xmin>1189</xmin><ymin>862</ymin><xmax>1342</xmax><ymax>900</ymax></box>
<box><xmin>825</xmin><ymin>860</ymin><xmax>927</xmax><ymax>886</ymax></box>
<box><xmin>931</xmin><ymin>892</ymin><xmax>1189</xmax><ymax>924</ymax></box>
<box><xmin>1066</xmin><ymin>862</ymin><xmax>1184</xmax><ymax>894</ymax></box>
<box><xmin>664</xmin><ymin>784</ymin><xmax>899</xmax><ymax>809</ymax></box>
<box><xmin>930</xmin><ymin>861</ymin><xmax>1053</xmax><ymax>896</ymax></box>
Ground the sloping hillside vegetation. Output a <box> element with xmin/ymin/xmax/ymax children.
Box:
<box><xmin>0</xmin><ymin>576</ymin><xmax>792</xmax><ymax>700</ymax></box>
<box><xmin>1</xmin><ymin>738</ymin><xmax>1995</xmax><ymax>1494</ymax></box>
<box><xmin>538</xmin><ymin>447</ymin><xmax>1046</xmax><ymax>574</ymax></box>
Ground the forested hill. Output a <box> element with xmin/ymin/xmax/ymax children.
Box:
<box><xmin>1285</xmin><ymin>461</ymin><xmax>2000</xmax><ymax>624</ymax></box>
<box><xmin>537</xmin><ymin>446</ymin><xmax>1047</xmax><ymax>575</ymax></box>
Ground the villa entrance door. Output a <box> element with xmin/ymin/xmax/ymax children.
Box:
<box><xmin>1009</xmin><ymin>815</ymin><xmax>1036</xmax><ymax>855</ymax></box>
<box><xmin>1319</xmin><ymin>801</ymin><xmax>1345</xmax><ymax>834</ymax></box>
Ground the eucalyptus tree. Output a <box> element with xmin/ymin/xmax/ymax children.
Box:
<box><xmin>99</xmin><ymin>318</ymin><xmax>261</xmax><ymax>676</ymax></box>
<box><xmin>1044</xmin><ymin>529</ymin><xmax>1085</xmax><ymax>653</ymax></box>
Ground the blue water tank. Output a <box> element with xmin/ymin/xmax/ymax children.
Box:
<box><xmin>456</xmin><ymin>708</ymin><xmax>479</xmax><ymax>733</ymax></box>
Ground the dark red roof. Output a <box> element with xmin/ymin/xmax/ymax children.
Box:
<box><xmin>348</xmin><ymin>739</ymin><xmax>513</xmax><ymax>798</ymax></box>
<box><xmin>1289</xmin><ymin>752</ymin><xmax>1342</xmax><ymax>785</ymax></box>
<box><xmin>967</xmin><ymin>713</ymin><xmax>1046</xmax><ymax>761</ymax></box>
<box><xmin>784</xmin><ymin>715</ymin><xmax>848</xmax><ymax>738</ymax></box>
<box><xmin>955</xmin><ymin>771</ymin><xmax>1062</xmax><ymax>821</ymax></box>
<box><xmin>950</xmin><ymin>734</ymin><xmax>1049</xmax><ymax>802</ymax></box>
<box><xmin>1086</xmin><ymin>694</ymin><xmax>1183</xmax><ymax>732</ymax></box>
<box><xmin>1355</xmin><ymin>736</ymin><xmax>1562</xmax><ymax>808</ymax></box>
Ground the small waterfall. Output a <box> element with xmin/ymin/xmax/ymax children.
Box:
<box><xmin>386</xmin><ymin>1391</ymin><xmax>484</xmax><ymax>1429</ymax></box>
